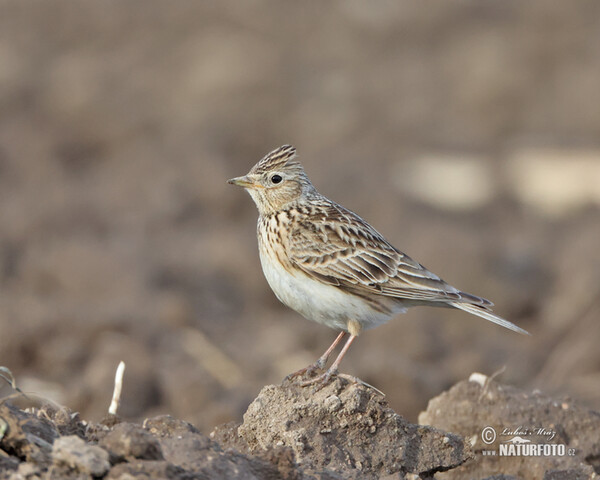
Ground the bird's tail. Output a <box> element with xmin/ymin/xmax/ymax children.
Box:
<box><xmin>450</xmin><ymin>302</ymin><xmax>530</xmax><ymax>335</ymax></box>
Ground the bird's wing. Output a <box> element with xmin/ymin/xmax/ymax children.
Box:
<box><xmin>287</xmin><ymin>202</ymin><xmax>479</xmax><ymax>305</ymax></box>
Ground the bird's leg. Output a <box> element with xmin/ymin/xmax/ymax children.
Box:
<box><xmin>314</xmin><ymin>331</ymin><xmax>346</xmax><ymax>369</ymax></box>
<box><xmin>302</xmin><ymin>319</ymin><xmax>361</xmax><ymax>387</ymax></box>
<box><xmin>301</xmin><ymin>333</ymin><xmax>357</xmax><ymax>387</ymax></box>
<box><xmin>285</xmin><ymin>331</ymin><xmax>346</xmax><ymax>381</ymax></box>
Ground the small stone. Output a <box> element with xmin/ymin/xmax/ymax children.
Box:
<box><xmin>52</xmin><ymin>435</ymin><xmax>110</xmax><ymax>476</ymax></box>
<box><xmin>346</xmin><ymin>389</ymin><xmax>369</xmax><ymax>413</ymax></box>
<box><xmin>99</xmin><ymin>423</ymin><xmax>163</xmax><ymax>462</ymax></box>
<box><xmin>469</xmin><ymin>372</ymin><xmax>488</xmax><ymax>387</ymax></box>
<box><xmin>16</xmin><ymin>462</ymin><xmax>41</xmax><ymax>477</ymax></box>
<box><xmin>325</xmin><ymin>395</ymin><xmax>342</xmax><ymax>413</ymax></box>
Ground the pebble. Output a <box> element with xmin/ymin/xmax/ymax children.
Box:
<box><xmin>52</xmin><ymin>435</ymin><xmax>110</xmax><ymax>477</ymax></box>
<box><xmin>325</xmin><ymin>395</ymin><xmax>342</xmax><ymax>412</ymax></box>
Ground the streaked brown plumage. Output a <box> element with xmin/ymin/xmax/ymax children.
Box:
<box><xmin>228</xmin><ymin>145</ymin><xmax>528</xmax><ymax>384</ymax></box>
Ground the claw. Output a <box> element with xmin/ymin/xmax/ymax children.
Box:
<box><xmin>284</xmin><ymin>361</ymin><xmax>323</xmax><ymax>382</ymax></box>
<box><xmin>300</xmin><ymin>367</ymin><xmax>337</xmax><ymax>388</ymax></box>
<box><xmin>284</xmin><ymin>331</ymin><xmax>358</xmax><ymax>388</ymax></box>
<box><xmin>284</xmin><ymin>331</ymin><xmax>347</xmax><ymax>383</ymax></box>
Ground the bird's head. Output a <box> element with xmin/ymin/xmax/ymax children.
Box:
<box><xmin>228</xmin><ymin>145</ymin><xmax>316</xmax><ymax>215</ymax></box>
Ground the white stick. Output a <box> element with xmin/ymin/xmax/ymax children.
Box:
<box><xmin>108</xmin><ymin>361</ymin><xmax>126</xmax><ymax>415</ymax></box>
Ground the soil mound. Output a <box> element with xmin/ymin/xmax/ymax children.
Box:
<box><xmin>1</xmin><ymin>374</ymin><xmax>598</xmax><ymax>479</ymax></box>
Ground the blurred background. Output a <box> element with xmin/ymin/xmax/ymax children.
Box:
<box><xmin>1</xmin><ymin>1</ymin><xmax>599</xmax><ymax>431</ymax></box>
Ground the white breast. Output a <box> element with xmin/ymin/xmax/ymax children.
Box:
<box><xmin>258</xmin><ymin>239</ymin><xmax>402</xmax><ymax>332</ymax></box>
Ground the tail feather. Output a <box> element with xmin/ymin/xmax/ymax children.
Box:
<box><xmin>450</xmin><ymin>302</ymin><xmax>530</xmax><ymax>335</ymax></box>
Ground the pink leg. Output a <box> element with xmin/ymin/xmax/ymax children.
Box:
<box><xmin>301</xmin><ymin>334</ymin><xmax>357</xmax><ymax>387</ymax></box>
<box><xmin>315</xmin><ymin>331</ymin><xmax>346</xmax><ymax>368</ymax></box>
<box><xmin>328</xmin><ymin>334</ymin><xmax>356</xmax><ymax>372</ymax></box>
<box><xmin>285</xmin><ymin>331</ymin><xmax>346</xmax><ymax>380</ymax></box>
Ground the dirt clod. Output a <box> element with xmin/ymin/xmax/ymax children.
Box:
<box><xmin>0</xmin><ymin>403</ymin><xmax>57</xmax><ymax>466</ymax></box>
<box><xmin>52</xmin><ymin>435</ymin><xmax>110</xmax><ymax>476</ymax></box>
<box><xmin>2</xmin><ymin>376</ymin><xmax>599</xmax><ymax>479</ymax></box>
<box><xmin>100</xmin><ymin>423</ymin><xmax>163</xmax><ymax>463</ymax></box>
<box><xmin>419</xmin><ymin>377</ymin><xmax>600</xmax><ymax>479</ymax></box>
<box><xmin>230</xmin><ymin>376</ymin><xmax>471</xmax><ymax>478</ymax></box>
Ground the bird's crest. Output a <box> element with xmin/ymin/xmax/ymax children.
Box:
<box><xmin>250</xmin><ymin>145</ymin><xmax>301</xmax><ymax>175</ymax></box>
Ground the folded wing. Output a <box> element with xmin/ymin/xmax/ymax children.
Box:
<box><xmin>287</xmin><ymin>202</ymin><xmax>528</xmax><ymax>334</ymax></box>
<box><xmin>288</xmin><ymin>203</ymin><xmax>466</xmax><ymax>302</ymax></box>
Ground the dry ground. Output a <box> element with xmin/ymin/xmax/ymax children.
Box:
<box><xmin>0</xmin><ymin>0</ymin><xmax>599</xmax><ymax>442</ymax></box>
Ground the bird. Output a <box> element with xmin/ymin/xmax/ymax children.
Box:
<box><xmin>228</xmin><ymin>145</ymin><xmax>529</xmax><ymax>385</ymax></box>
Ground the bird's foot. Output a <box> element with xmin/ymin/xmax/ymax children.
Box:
<box><xmin>284</xmin><ymin>361</ymin><xmax>325</xmax><ymax>383</ymax></box>
<box><xmin>284</xmin><ymin>356</ymin><xmax>329</xmax><ymax>382</ymax></box>
<box><xmin>299</xmin><ymin>371</ymin><xmax>385</xmax><ymax>395</ymax></box>
<box><xmin>299</xmin><ymin>367</ymin><xmax>337</xmax><ymax>388</ymax></box>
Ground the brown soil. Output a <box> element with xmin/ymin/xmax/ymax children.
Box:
<box><xmin>1</xmin><ymin>0</ymin><xmax>599</xmax><ymax>434</ymax></box>
<box><xmin>0</xmin><ymin>2</ymin><xmax>599</xmax><ymax>479</ymax></box>
<box><xmin>2</xmin><ymin>375</ymin><xmax>599</xmax><ymax>479</ymax></box>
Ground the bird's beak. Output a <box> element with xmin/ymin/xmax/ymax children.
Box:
<box><xmin>227</xmin><ymin>175</ymin><xmax>262</xmax><ymax>189</ymax></box>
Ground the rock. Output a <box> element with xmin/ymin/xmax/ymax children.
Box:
<box><xmin>99</xmin><ymin>423</ymin><xmax>163</xmax><ymax>462</ymax></box>
<box><xmin>231</xmin><ymin>375</ymin><xmax>471</xmax><ymax>479</ymax></box>
<box><xmin>143</xmin><ymin>414</ymin><xmax>301</xmax><ymax>480</ymax></box>
<box><xmin>419</xmin><ymin>375</ymin><xmax>600</xmax><ymax>479</ymax></box>
<box><xmin>0</xmin><ymin>455</ymin><xmax>20</xmax><ymax>474</ymax></box>
<box><xmin>4</xmin><ymin>375</ymin><xmax>598</xmax><ymax>479</ymax></box>
<box><xmin>15</xmin><ymin>462</ymin><xmax>43</xmax><ymax>478</ymax></box>
<box><xmin>143</xmin><ymin>415</ymin><xmax>201</xmax><ymax>437</ymax></box>
<box><xmin>105</xmin><ymin>460</ymin><xmax>187</xmax><ymax>479</ymax></box>
<box><xmin>481</xmin><ymin>475</ymin><xmax>519</xmax><ymax>480</ymax></box>
<box><xmin>52</xmin><ymin>435</ymin><xmax>110</xmax><ymax>477</ymax></box>
<box><xmin>0</xmin><ymin>403</ymin><xmax>57</xmax><ymax>467</ymax></box>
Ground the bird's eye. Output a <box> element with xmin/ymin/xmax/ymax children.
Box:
<box><xmin>271</xmin><ymin>174</ymin><xmax>282</xmax><ymax>184</ymax></box>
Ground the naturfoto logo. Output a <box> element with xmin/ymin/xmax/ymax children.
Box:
<box><xmin>480</xmin><ymin>425</ymin><xmax>575</xmax><ymax>458</ymax></box>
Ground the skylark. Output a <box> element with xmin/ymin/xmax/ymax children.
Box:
<box><xmin>228</xmin><ymin>145</ymin><xmax>528</xmax><ymax>385</ymax></box>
